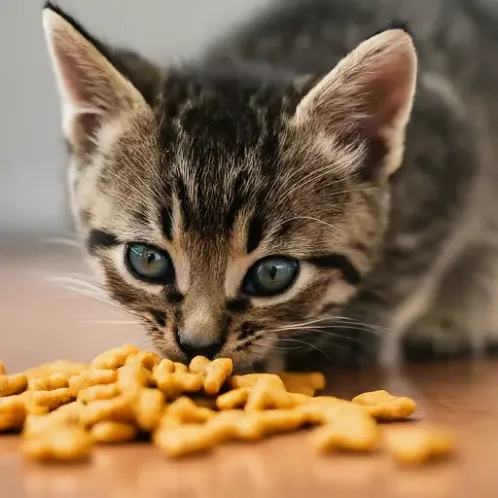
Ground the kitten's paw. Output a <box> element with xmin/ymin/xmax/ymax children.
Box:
<box><xmin>402</xmin><ymin>316</ymin><xmax>472</xmax><ymax>361</ymax></box>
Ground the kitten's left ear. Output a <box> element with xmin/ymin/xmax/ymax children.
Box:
<box><xmin>293</xmin><ymin>29</ymin><xmax>418</xmax><ymax>181</ymax></box>
<box><xmin>42</xmin><ymin>4</ymin><xmax>152</xmax><ymax>154</ymax></box>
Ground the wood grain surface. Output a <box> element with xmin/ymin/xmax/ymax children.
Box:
<box><xmin>1</xmin><ymin>241</ymin><xmax>498</xmax><ymax>498</ymax></box>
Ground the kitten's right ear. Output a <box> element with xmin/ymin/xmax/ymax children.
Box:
<box><xmin>293</xmin><ymin>29</ymin><xmax>417</xmax><ymax>182</ymax></box>
<box><xmin>42</xmin><ymin>3</ymin><xmax>152</xmax><ymax>155</ymax></box>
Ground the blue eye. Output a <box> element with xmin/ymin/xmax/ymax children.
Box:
<box><xmin>242</xmin><ymin>256</ymin><xmax>299</xmax><ymax>297</ymax></box>
<box><xmin>126</xmin><ymin>243</ymin><xmax>173</xmax><ymax>283</ymax></box>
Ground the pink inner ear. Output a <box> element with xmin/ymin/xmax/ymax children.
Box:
<box><xmin>360</xmin><ymin>56</ymin><xmax>416</xmax><ymax>137</ymax></box>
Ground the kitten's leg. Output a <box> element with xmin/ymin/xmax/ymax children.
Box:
<box><xmin>403</xmin><ymin>244</ymin><xmax>498</xmax><ymax>360</ymax></box>
<box><xmin>333</xmin><ymin>207</ymin><xmax>478</xmax><ymax>370</ymax></box>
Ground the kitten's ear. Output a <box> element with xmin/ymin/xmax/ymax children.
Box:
<box><xmin>42</xmin><ymin>4</ymin><xmax>151</xmax><ymax>154</ymax></box>
<box><xmin>294</xmin><ymin>29</ymin><xmax>417</xmax><ymax>181</ymax></box>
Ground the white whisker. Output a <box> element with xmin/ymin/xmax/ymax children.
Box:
<box><xmin>44</xmin><ymin>237</ymin><xmax>81</xmax><ymax>249</ymax></box>
<box><xmin>80</xmin><ymin>320</ymin><xmax>140</xmax><ymax>325</ymax></box>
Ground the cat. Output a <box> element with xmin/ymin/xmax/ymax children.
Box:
<box><xmin>42</xmin><ymin>0</ymin><xmax>498</xmax><ymax>373</ymax></box>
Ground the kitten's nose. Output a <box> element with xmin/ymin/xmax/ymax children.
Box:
<box><xmin>176</xmin><ymin>331</ymin><xmax>224</xmax><ymax>360</ymax></box>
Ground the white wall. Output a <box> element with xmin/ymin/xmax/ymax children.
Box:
<box><xmin>0</xmin><ymin>0</ymin><xmax>270</xmax><ymax>235</ymax></box>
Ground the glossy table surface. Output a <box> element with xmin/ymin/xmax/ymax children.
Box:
<box><xmin>1</xmin><ymin>240</ymin><xmax>498</xmax><ymax>498</ymax></box>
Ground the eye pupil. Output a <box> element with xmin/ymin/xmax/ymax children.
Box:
<box><xmin>126</xmin><ymin>243</ymin><xmax>173</xmax><ymax>283</ymax></box>
<box><xmin>269</xmin><ymin>266</ymin><xmax>277</xmax><ymax>280</ymax></box>
<box><xmin>242</xmin><ymin>256</ymin><xmax>299</xmax><ymax>297</ymax></box>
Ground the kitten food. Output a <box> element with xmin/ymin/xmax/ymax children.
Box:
<box><xmin>90</xmin><ymin>421</ymin><xmax>138</xmax><ymax>444</ymax></box>
<box><xmin>0</xmin><ymin>344</ymin><xmax>454</xmax><ymax>465</ymax></box>
<box><xmin>352</xmin><ymin>390</ymin><xmax>417</xmax><ymax>421</ymax></box>
<box><xmin>0</xmin><ymin>372</ymin><xmax>28</xmax><ymax>397</ymax></box>
<box><xmin>385</xmin><ymin>426</ymin><xmax>455</xmax><ymax>465</ymax></box>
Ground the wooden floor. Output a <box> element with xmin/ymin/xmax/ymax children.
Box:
<box><xmin>2</xmin><ymin>241</ymin><xmax>498</xmax><ymax>498</ymax></box>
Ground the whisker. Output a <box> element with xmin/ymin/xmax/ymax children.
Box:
<box><xmin>47</xmin><ymin>276</ymin><xmax>104</xmax><ymax>295</ymax></box>
<box><xmin>44</xmin><ymin>237</ymin><xmax>81</xmax><ymax>249</ymax></box>
<box><xmin>277</xmin><ymin>338</ymin><xmax>333</xmax><ymax>362</ymax></box>
<box><xmin>80</xmin><ymin>320</ymin><xmax>141</xmax><ymax>325</ymax></box>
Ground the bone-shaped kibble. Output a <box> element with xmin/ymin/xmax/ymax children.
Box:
<box><xmin>312</xmin><ymin>409</ymin><xmax>380</xmax><ymax>452</ymax></box>
<box><xmin>91</xmin><ymin>344</ymin><xmax>141</xmax><ymax>370</ymax></box>
<box><xmin>23</xmin><ymin>387</ymin><xmax>77</xmax><ymax>415</ymax></box>
<box><xmin>90</xmin><ymin>421</ymin><xmax>137</xmax><ymax>443</ymax></box>
<box><xmin>28</xmin><ymin>373</ymin><xmax>70</xmax><ymax>391</ymax></box>
<box><xmin>0</xmin><ymin>373</ymin><xmax>27</xmax><ymax>398</ymax></box>
<box><xmin>81</xmin><ymin>394</ymin><xmax>136</xmax><ymax>427</ymax></box>
<box><xmin>125</xmin><ymin>351</ymin><xmax>161</xmax><ymax>371</ymax></box>
<box><xmin>69</xmin><ymin>369</ymin><xmax>117</xmax><ymax>391</ymax></box>
<box><xmin>20</xmin><ymin>426</ymin><xmax>92</xmax><ymax>461</ymax></box>
<box><xmin>385</xmin><ymin>426</ymin><xmax>455</xmax><ymax>465</ymax></box>
<box><xmin>351</xmin><ymin>390</ymin><xmax>417</xmax><ymax>421</ymax></box>
<box><xmin>117</xmin><ymin>364</ymin><xmax>151</xmax><ymax>392</ymax></box>
<box><xmin>0</xmin><ymin>396</ymin><xmax>26</xmax><ymax>432</ymax></box>
<box><xmin>77</xmin><ymin>383</ymin><xmax>120</xmax><ymax>404</ymax></box>
<box><xmin>188</xmin><ymin>356</ymin><xmax>234</xmax><ymax>395</ymax></box>
<box><xmin>166</xmin><ymin>396</ymin><xmax>215</xmax><ymax>424</ymax></box>
<box><xmin>134</xmin><ymin>388</ymin><xmax>166</xmax><ymax>432</ymax></box>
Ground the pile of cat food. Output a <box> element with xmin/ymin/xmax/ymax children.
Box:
<box><xmin>0</xmin><ymin>344</ymin><xmax>454</xmax><ymax>465</ymax></box>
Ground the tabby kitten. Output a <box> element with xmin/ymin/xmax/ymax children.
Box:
<box><xmin>42</xmin><ymin>1</ymin><xmax>498</xmax><ymax>372</ymax></box>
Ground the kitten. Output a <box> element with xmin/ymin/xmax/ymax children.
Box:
<box><xmin>42</xmin><ymin>0</ymin><xmax>498</xmax><ymax>372</ymax></box>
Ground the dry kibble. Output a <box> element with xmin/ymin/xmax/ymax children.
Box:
<box><xmin>229</xmin><ymin>373</ymin><xmax>277</xmax><ymax>390</ymax></box>
<box><xmin>385</xmin><ymin>426</ymin><xmax>455</xmax><ymax>465</ymax></box>
<box><xmin>352</xmin><ymin>390</ymin><xmax>417</xmax><ymax>421</ymax></box>
<box><xmin>77</xmin><ymin>383</ymin><xmax>120</xmax><ymax>404</ymax></box>
<box><xmin>204</xmin><ymin>358</ymin><xmax>233</xmax><ymax>395</ymax></box>
<box><xmin>0</xmin><ymin>396</ymin><xmax>26</xmax><ymax>432</ymax></box>
<box><xmin>312</xmin><ymin>410</ymin><xmax>380</xmax><ymax>452</ymax></box>
<box><xmin>256</xmin><ymin>409</ymin><xmax>309</xmax><ymax>435</ymax></box>
<box><xmin>117</xmin><ymin>365</ymin><xmax>151</xmax><ymax>392</ymax></box>
<box><xmin>125</xmin><ymin>351</ymin><xmax>161</xmax><ymax>371</ymax></box>
<box><xmin>25</xmin><ymin>361</ymin><xmax>88</xmax><ymax>381</ymax></box>
<box><xmin>166</xmin><ymin>397</ymin><xmax>214</xmax><ymax>424</ymax></box>
<box><xmin>28</xmin><ymin>373</ymin><xmax>69</xmax><ymax>391</ymax></box>
<box><xmin>0</xmin><ymin>343</ymin><xmax>450</xmax><ymax>465</ymax></box>
<box><xmin>155</xmin><ymin>372</ymin><xmax>204</xmax><ymax>399</ymax></box>
<box><xmin>91</xmin><ymin>344</ymin><xmax>141</xmax><ymax>370</ymax></box>
<box><xmin>135</xmin><ymin>388</ymin><xmax>166</xmax><ymax>432</ymax></box>
<box><xmin>20</xmin><ymin>427</ymin><xmax>92</xmax><ymax>461</ymax></box>
<box><xmin>0</xmin><ymin>373</ymin><xmax>28</xmax><ymax>397</ymax></box>
<box><xmin>24</xmin><ymin>388</ymin><xmax>77</xmax><ymax>415</ymax></box>
<box><xmin>23</xmin><ymin>402</ymin><xmax>82</xmax><ymax>439</ymax></box>
<box><xmin>278</xmin><ymin>372</ymin><xmax>326</xmax><ymax>396</ymax></box>
<box><xmin>207</xmin><ymin>411</ymin><xmax>265</xmax><ymax>441</ymax></box>
<box><xmin>81</xmin><ymin>394</ymin><xmax>136</xmax><ymax>427</ymax></box>
<box><xmin>188</xmin><ymin>356</ymin><xmax>211</xmax><ymax>374</ymax></box>
<box><xmin>245</xmin><ymin>377</ymin><xmax>296</xmax><ymax>411</ymax></box>
<box><xmin>216</xmin><ymin>387</ymin><xmax>250</xmax><ymax>410</ymax></box>
<box><xmin>69</xmin><ymin>370</ymin><xmax>117</xmax><ymax>390</ymax></box>
<box><xmin>154</xmin><ymin>424</ymin><xmax>218</xmax><ymax>457</ymax></box>
<box><xmin>91</xmin><ymin>421</ymin><xmax>137</xmax><ymax>443</ymax></box>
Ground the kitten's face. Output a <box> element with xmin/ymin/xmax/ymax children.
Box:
<box><xmin>43</xmin><ymin>6</ymin><xmax>417</xmax><ymax>370</ymax></box>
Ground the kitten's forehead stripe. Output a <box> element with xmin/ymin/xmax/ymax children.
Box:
<box><xmin>246</xmin><ymin>213</ymin><xmax>265</xmax><ymax>254</ymax></box>
<box><xmin>159</xmin><ymin>204</ymin><xmax>174</xmax><ymax>240</ymax></box>
<box><xmin>87</xmin><ymin>229</ymin><xmax>119</xmax><ymax>254</ymax></box>
<box><xmin>306</xmin><ymin>254</ymin><xmax>362</xmax><ymax>285</ymax></box>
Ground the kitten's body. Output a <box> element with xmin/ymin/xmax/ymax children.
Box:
<box><xmin>209</xmin><ymin>0</ymin><xmax>498</xmax><ymax>365</ymax></box>
<box><xmin>43</xmin><ymin>1</ymin><xmax>498</xmax><ymax>371</ymax></box>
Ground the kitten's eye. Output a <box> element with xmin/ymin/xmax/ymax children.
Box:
<box><xmin>242</xmin><ymin>256</ymin><xmax>299</xmax><ymax>297</ymax></box>
<box><xmin>126</xmin><ymin>243</ymin><xmax>173</xmax><ymax>283</ymax></box>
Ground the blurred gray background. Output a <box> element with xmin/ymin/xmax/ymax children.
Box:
<box><xmin>0</xmin><ymin>0</ymin><xmax>270</xmax><ymax>237</ymax></box>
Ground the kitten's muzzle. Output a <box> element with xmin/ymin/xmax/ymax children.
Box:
<box><xmin>175</xmin><ymin>330</ymin><xmax>225</xmax><ymax>361</ymax></box>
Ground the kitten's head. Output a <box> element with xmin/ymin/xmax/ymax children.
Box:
<box><xmin>42</xmin><ymin>4</ymin><xmax>417</xmax><ymax>370</ymax></box>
